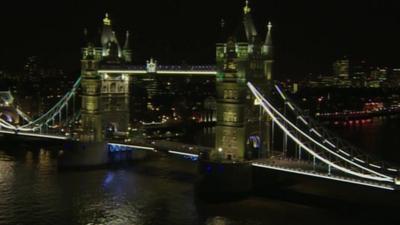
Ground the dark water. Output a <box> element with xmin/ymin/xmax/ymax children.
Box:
<box><xmin>330</xmin><ymin>116</ymin><xmax>400</xmax><ymax>164</ymax></box>
<box><xmin>1</xmin><ymin>117</ymin><xmax>400</xmax><ymax>225</ymax></box>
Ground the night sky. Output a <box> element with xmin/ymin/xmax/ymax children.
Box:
<box><xmin>1</xmin><ymin>0</ymin><xmax>400</xmax><ymax>79</ymax></box>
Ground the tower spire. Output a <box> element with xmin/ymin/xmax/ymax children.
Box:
<box><xmin>243</xmin><ymin>0</ymin><xmax>251</xmax><ymax>15</ymax></box>
<box><xmin>265</xmin><ymin>21</ymin><xmax>272</xmax><ymax>46</ymax></box>
<box><xmin>224</xmin><ymin>37</ymin><xmax>238</xmax><ymax>71</ymax></box>
<box><xmin>103</xmin><ymin>13</ymin><xmax>111</xmax><ymax>26</ymax></box>
<box><xmin>123</xmin><ymin>30</ymin><xmax>130</xmax><ymax>49</ymax></box>
<box><xmin>122</xmin><ymin>30</ymin><xmax>132</xmax><ymax>63</ymax></box>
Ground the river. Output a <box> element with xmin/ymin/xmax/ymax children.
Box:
<box><xmin>1</xmin><ymin>117</ymin><xmax>400</xmax><ymax>225</ymax></box>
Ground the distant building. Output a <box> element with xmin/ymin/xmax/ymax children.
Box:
<box><xmin>333</xmin><ymin>58</ymin><xmax>349</xmax><ymax>79</ymax></box>
<box><xmin>351</xmin><ymin>60</ymin><xmax>368</xmax><ymax>87</ymax></box>
<box><xmin>390</xmin><ymin>68</ymin><xmax>400</xmax><ymax>87</ymax></box>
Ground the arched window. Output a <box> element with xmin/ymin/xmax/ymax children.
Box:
<box><xmin>110</xmin><ymin>82</ymin><xmax>116</xmax><ymax>93</ymax></box>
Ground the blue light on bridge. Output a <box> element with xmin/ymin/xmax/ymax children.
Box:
<box><xmin>184</xmin><ymin>155</ymin><xmax>199</xmax><ymax>161</ymax></box>
<box><xmin>107</xmin><ymin>144</ymin><xmax>133</xmax><ymax>153</ymax></box>
<box><xmin>248</xmin><ymin>135</ymin><xmax>261</xmax><ymax>149</ymax></box>
<box><xmin>168</xmin><ymin>150</ymin><xmax>199</xmax><ymax>161</ymax></box>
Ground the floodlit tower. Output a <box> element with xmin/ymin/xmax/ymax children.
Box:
<box><xmin>214</xmin><ymin>36</ymin><xmax>247</xmax><ymax>161</ymax></box>
<box><xmin>213</xmin><ymin>0</ymin><xmax>271</xmax><ymax>161</ymax></box>
<box><xmin>80</xmin><ymin>42</ymin><xmax>103</xmax><ymax>142</ymax></box>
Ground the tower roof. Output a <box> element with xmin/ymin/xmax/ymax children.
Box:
<box><xmin>123</xmin><ymin>30</ymin><xmax>130</xmax><ymax>50</ymax></box>
<box><xmin>217</xmin><ymin>19</ymin><xmax>227</xmax><ymax>43</ymax></box>
<box><xmin>243</xmin><ymin>0</ymin><xmax>251</xmax><ymax>15</ymax></box>
<box><xmin>262</xmin><ymin>21</ymin><xmax>273</xmax><ymax>58</ymax></box>
<box><xmin>224</xmin><ymin>36</ymin><xmax>238</xmax><ymax>72</ymax></box>
<box><xmin>265</xmin><ymin>21</ymin><xmax>272</xmax><ymax>46</ymax></box>
<box><xmin>234</xmin><ymin>0</ymin><xmax>258</xmax><ymax>43</ymax></box>
<box><xmin>103</xmin><ymin>13</ymin><xmax>111</xmax><ymax>26</ymax></box>
<box><xmin>101</xmin><ymin>13</ymin><xmax>116</xmax><ymax>47</ymax></box>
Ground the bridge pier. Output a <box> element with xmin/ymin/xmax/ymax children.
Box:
<box><xmin>195</xmin><ymin>160</ymin><xmax>253</xmax><ymax>199</ymax></box>
<box><xmin>58</xmin><ymin>141</ymin><xmax>152</xmax><ymax>169</ymax></box>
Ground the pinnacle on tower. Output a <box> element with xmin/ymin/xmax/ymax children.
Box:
<box><xmin>239</xmin><ymin>0</ymin><xmax>257</xmax><ymax>42</ymax></box>
<box><xmin>243</xmin><ymin>0</ymin><xmax>251</xmax><ymax>15</ymax></box>
<box><xmin>103</xmin><ymin>13</ymin><xmax>111</xmax><ymax>26</ymax></box>
<box><xmin>225</xmin><ymin>37</ymin><xmax>238</xmax><ymax>71</ymax></box>
<box><xmin>265</xmin><ymin>21</ymin><xmax>272</xmax><ymax>46</ymax></box>
<box><xmin>262</xmin><ymin>21</ymin><xmax>273</xmax><ymax>58</ymax></box>
<box><xmin>220</xmin><ymin>19</ymin><xmax>225</xmax><ymax>29</ymax></box>
<box><xmin>123</xmin><ymin>30</ymin><xmax>130</xmax><ymax>49</ymax></box>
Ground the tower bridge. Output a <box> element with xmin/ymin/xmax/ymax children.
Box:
<box><xmin>1</xmin><ymin>1</ymin><xmax>400</xmax><ymax>194</ymax></box>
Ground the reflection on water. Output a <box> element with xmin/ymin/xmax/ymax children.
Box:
<box><xmin>1</xmin><ymin>117</ymin><xmax>400</xmax><ymax>225</ymax></box>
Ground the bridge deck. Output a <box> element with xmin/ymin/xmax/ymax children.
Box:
<box><xmin>108</xmin><ymin>139</ymin><xmax>210</xmax><ymax>159</ymax></box>
<box><xmin>0</xmin><ymin>129</ymin><xmax>69</xmax><ymax>140</ymax></box>
<box><xmin>252</xmin><ymin>158</ymin><xmax>397</xmax><ymax>191</ymax></box>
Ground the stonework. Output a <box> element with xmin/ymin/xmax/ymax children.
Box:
<box><xmin>214</xmin><ymin>3</ymin><xmax>273</xmax><ymax>161</ymax></box>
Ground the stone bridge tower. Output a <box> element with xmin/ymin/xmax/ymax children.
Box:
<box><xmin>80</xmin><ymin>43</ymin><xmax>103</xmax><ymax>142</ymax></box>
<box><xmin>80</xmin><ymin>13</ymin><xmax>131</xmax><ymax>142</ymax></box>
<box><xmin>213</xmin><ymin>0</ymin><xmax>274</xmax><ymax>161</ymax></box>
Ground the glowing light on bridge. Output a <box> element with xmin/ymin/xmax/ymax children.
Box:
<box><xmin>248</xmin><ymin>82</ymin><xmax>395</xmax><ymax>182</ymax></box>
<box><xmin>107</xmin><ymin>143</ymin><xmax>156</xmax><ymax>152</ymax></box>
<box><xmin>272</xmin><ymin>84</ymin><xmax>399</xmax><ymax>180</ymax></box>
<box><xmin>0</xmin><ymin>130</ymin><xmax>68</xmax><ymax>140</ymax></box>
<box><xmin>297</xmin><ymin>116</ymin><xmax>308</xmax><ymax>125</ymax></box>
<box><xmin>251</xmin><ymin>163</ymin><xmax>395</xmax><ymax>191</ymax></box>
<box><xmin>286</xmin><ymin>102</ymin><xmax>295</xmax><ymax>111</ymax></box>
<box><xmin>274</xmin><ymin>85</ymin><xmax>287</xmax><ymax>100</ymax></box>
<box><xmin>98</xmin><ymin>70</ymin><xmax>217</xmax><ymax>75</ymax></box>
<box><xmin>168</xmin><ymin>150</ymin><xmax>199</xmax><ymax>159</ymax></box>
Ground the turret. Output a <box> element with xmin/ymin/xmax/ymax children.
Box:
<box><xmin>262</xmin><ymin>21</ymin><xmax>274</xmax><ymax>81</ymax></box>
<box><xmin>262</xmin><ymin>21</ymin><xmax>273</xmax><ymax>58</ymax></box>
<box><xmin>101</xmin><ymin>13</ymin><xmax>113</xmax><ymax>47</ymax></box>
<box><xmin>238</xmin><ymin>0</ymin><xmax>257</xmax><ymax>44</ymax></box>
<box><xmin>122</xmin><ymin>30</ymin><xmax>132</xmax><ymax>63</ymax></box>
<box><xmin>224</xmin><ymin>37</ymin><xmax>238</xmax><ymax>73</ymax></box>
<box><xmin>100</xmin><ymin>13</ymin><xmax>121</xmax><ymax>58</ymax></box>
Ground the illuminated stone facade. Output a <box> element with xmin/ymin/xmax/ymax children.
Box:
<box><xmin>80</xmin><ymin>14</ymin><xmax>131</xmax><ymax>142</ymax></box>
<box><xmin>80</xmin><ymin>44</ymin><xmax>103</xmax><ymax>142</ymax></box>
<box><xmin>214</xmin><ymin>2</ymin><xmax>273</xmax><ymax>161</ymax></box>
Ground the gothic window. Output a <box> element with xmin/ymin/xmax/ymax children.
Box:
<box><xmin>250</xmin><ymin>62</ymin><xmax>256</xmax><ymax>70</ymax></box>
<box><xmin>87</xmin><ymin>61</ymin><xmax>92</xmax><ymax>70</ymax></box>
<box><xmin>228</xmin><ymin>90</ymin><xmax>233</xmax><ymax>98</ymax></box>
<box><xmin>224</xmin><ymin>89</ymin><xmax>238</xmax><ymax>100</ymax></box>
<box><xmin>223</xmin><ymin>112</ymin><xmax>237</xmax><ymax>123</ymax></box>
<box><xmin>86</xmin><ymin>86</ymin><xmax>95</xmax><ymax>94</ymax></box>
<box><xmin>110</xmin><ymin>82</ymin><xmax>116</xmax><ymax>93</ymax></box>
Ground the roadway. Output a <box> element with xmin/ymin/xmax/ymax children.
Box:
<box><xmin>252</xmin><ymin>157</ymin><xmax>397</xmax><ymax>191</ymax></box>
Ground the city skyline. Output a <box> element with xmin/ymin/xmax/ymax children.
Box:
<box><xmin>1</xmin><ymin>0</ymin><xmax>400</xmax><ymax>78</ymax></box>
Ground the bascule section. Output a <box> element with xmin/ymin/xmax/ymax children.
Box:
<box><xmin>213</xmin><ymin>0</ymin><xmax>274</xmax><ymax>162</ymax></box>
